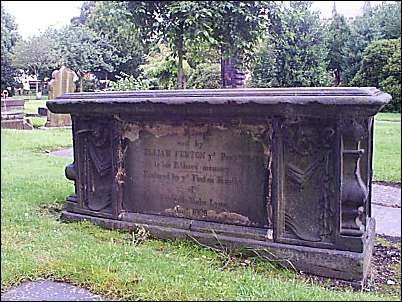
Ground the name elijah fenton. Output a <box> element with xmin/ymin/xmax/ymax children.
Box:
<box><xmin>144</xmin><ymin>148</ymin><xmax>263</xmax><ymax>161</ymax></box>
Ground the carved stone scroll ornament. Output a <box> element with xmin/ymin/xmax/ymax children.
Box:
<box><xmin>340</xmin><ymin>119</ymin><xmax>368</xmax><ymax>236</ymax></box>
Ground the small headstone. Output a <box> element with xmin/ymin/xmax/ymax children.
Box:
<box><xmin>1</xmin><ymin>97</ymin><xmax>33</xmax><ymax>130</ymax></box>
<box><xmin>46</xmin><ymin>66</ymin><xmax>77</xmax><ymax>127</ymax></box>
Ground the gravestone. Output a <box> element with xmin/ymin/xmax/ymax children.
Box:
<box><xmin>1</xmin><ymin>96</ymin><xmax>33</xmax><ymax>130</ymax></box>
<box><xmin>46</xmin><ymin>66</ymin><xmax>77</xmax><ymax>127</ymax></box>
<box><xmin>47</xmin><ymin>87</ymin><xmax>391</xmax><ymax>284</ymax></box>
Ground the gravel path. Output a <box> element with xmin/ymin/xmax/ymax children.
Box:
<box><xmin>371</xmin><ymin>183</ymin><xmax>401</xmax><ymax>208</ymax></box>
<box><xmin>0</xmin><ymin>280</ymin><xmax>104</xmax><ymax>301</ymax></box>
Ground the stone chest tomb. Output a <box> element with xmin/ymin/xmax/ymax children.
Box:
<box><xmin>47</xmin><ymin>88</ymin><xmax>391</xmax><ymax>283</ymax></box>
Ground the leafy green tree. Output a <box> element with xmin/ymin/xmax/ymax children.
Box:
<box><xmin>1</xmin><ymin>6</ymin><xmax>19</xmax><ymax>91</ymax></box>
<box><xmin>351</xmin><ymin>38</ymin><xmax>401</xmax><ymax>112</ymax></box>
<box><xmin>249</xmin><ymin>1</ymin><xmax>330</xmax><ymax>88</ymax></box>
<box><xmin>209</xmin><ymin>1</ymin><xmax>275</xmax><ymax>68</ymax></box>
<box><xmin>371</xmin><ymin>1</ymin><xmax>401</xmax><ymax>40</ymax></box>
<box><xmin>126</xmin><ymin>1</ymin><xmax>215</xmax><ymax>89</ymax></box>
<box><xmin>342</xmin><ymin>1</ymin><xmax>401</xmax><ymax>85</ymax></box>
<box><xmin>11</xmin><ymin>28</ymin><xmax>59</xmax><ymax>80</ymax></box>
<box><xmin>55</xmin><ymin>24</ymin><xmax>117</xmax><ymax>91</ymax></box>
<box><xmin>85</xmin><ymin>1</ymin><xmax>146</xmax><ymax>77</ymax></box>
<box><xmin>324</xmin><ymin>14</ymin><xmax>351</xmax><ymax>85</ymax></box>
<box><xmin>126</xmin><ymin>1</ymin><xmax>276</xmax><ymax>89</ymax></box>
<box><xmin>70</xmin><ymin>1</ymin><xmax>96</xmax><ymax>26</ymax></box>
<box><xmin>140</xmin><ymin>43</ymin><xmax>193</xmax><ymax>90</ymax></box>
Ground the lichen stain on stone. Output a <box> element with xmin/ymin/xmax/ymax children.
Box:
<box><xmin>122</xmin><ymin>123</ymin><xmax>140</xmax><ymax>142</ymax></box>
<box><xmin>239</xmin><ymin>124</ymin><xmax>273</xmax><ymax>158</ymax></box>
<box><xmin>122</xmin><ymin>122</ymin><xmax>230</xmax><ymax>140</ymax></box>
<box><xmin>164</xmin><ymin>205</ymin><xmax>256</xmax><ymax>226</ymax></box>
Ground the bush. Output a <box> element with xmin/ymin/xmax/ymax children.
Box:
<box><xmin>187</xmin><ymin>63</ymin><xmax>221</xmax><ymax>89</ymax></box>
<box><xmin>109</xmin><ymin>72</ymin><xmax>151</xmax><ymax>91</ymax></box>
<box><xmin>82</xmin><ymin>77</ymin><xmax>100</xmax><ymax>92</ymax></box>
<box><xmin>352</xmin><ymin>38</ymin><xmax>401</xmax><ymax>112</ymax></box>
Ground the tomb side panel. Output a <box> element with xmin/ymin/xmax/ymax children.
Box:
<box><xmin>121</xmin><ymin>121</ymin><xmax>273</xmax><ymax>229</ymax></box>
<box><xmin>275</xmin><ymin>117</ymin><xmax>338</xmax><ymax>248</ymax></box>
<box><xmin>74</xmin><ymin>118</ymin><xmax>114</xmax><ymax>215</ymax></box>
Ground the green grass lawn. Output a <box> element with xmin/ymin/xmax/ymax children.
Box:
<box><xmin>23</xmin><ymin>99</ymin><xmax>48</xmax><ymax>128</ymax></box>
<box><xmin>1</xmin><ymin>113</ymin><xmax>400</xmax><ymax>301</ymax></box>
<box><xmin>23</xmin><ymin>98</ymin><xmax>48</xmax><ymax>114</ymax></box>
<box><xmin>8</xmin><ymin>95</ymin><xmax>49</xmax><ymax>128</ymax></box>
<box><xmin>374</xmin><ymin>113</ymin><xmax>401</xmax><ymax>183</ymax></box>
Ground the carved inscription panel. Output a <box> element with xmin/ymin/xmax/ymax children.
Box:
<box><xmin>122</xmin><ymin>123</ymin><xmax>270</xmax><ymax>228</ymax></box>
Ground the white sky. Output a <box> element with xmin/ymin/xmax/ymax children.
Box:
<box><xmin>1</xmin><ymin>1</ymin><xmax>393</xmax><ymax>39</ymax></box>
<box><xmin>1</xmin><ymin>1</ymin><xmax>83</xmax><ymax>38</ymax></box>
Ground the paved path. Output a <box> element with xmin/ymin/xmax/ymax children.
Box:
<box><xmin>48</xmin><ymin>147</ymin><xmax>73</xmax><ymax>158</ymax></box>
<box><xmin>0</xmin><ymin>280</ymin><xmax>104</xmax><ymax>301</ymax></box>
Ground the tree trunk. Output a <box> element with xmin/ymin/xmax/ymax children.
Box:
<box><xmin>80</xmin><ymin>77</ymin><xmax>84</xmax><ymax>92</ymax></box>
<box><xmin>221</xmin><ymin>46</ymin><xmax>230</xmax><ymax>88</ymax></box>
<box><xmin>176</xmin><ymin>36</ymin><xmax>186</xmax><ymax>89</ymax></box>
<box><xmin>335</xmin><ymin>69</ymin><xmax>341</xmax><ymax>86</ymax></box>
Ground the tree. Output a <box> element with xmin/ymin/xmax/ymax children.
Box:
<box><xmin>249</xmin><ymin>1</ymin><xmax>330</xmax><ymax>88</ymax></box>
<box><xmin>324</xmin><ymin>14</ymin><xmax>351</xmax><ymax>86</ymax></box>
<box><xmin>209</xmin><ymin>2</ymin><xmax>275</xmax><ymax>67</ymax></box>
<box><xmin>127</xmin><ymin>1</ymin><xmax>215</xmax><ymax>89</ymax></box>
<box><xmin>371</xmin><ymin>1</ymin><xmax>401</xmax><ymax>40</ymax></box>
<box><xmin>1</xmin><ymin>6</ymin><xmax>19</xmax><ymax>92</ymax></box>
<box><xmin>55</xmin><ymin>24</ymin><xmax>117</xmax><ymax>92</ymax></box>
<box><xmin>342</xmin><ymin>1</ymin><xmax>401</xmax><ymax>85</ymax></box>
<box><xmin>11</xmin><ymin>28</ymin><xmax>59</xmax><ymax>80</ymax></box>
<box><xmin>70</xmin><ymin>1</ymin><xmax>96</xmax><ymax>26</ymax></box>
<box><xmin>140</xmin><ymin>43</ymin><xmax>193</xmax><ymax>90</ymax></box>
<box><xmin>351</xmin><ymin>38</ymin><xmax>401</xmax><ymax>112</ymax></box>
<box><xmin>85</xmin><ymin>1</ymin><xmax>146</xmax><ymax>78</ymax></box>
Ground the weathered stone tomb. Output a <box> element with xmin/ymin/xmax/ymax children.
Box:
<box><xmin>47</xmin><ymin>88</ymin><xmax>391</xmax><ymax>282</ymax></box>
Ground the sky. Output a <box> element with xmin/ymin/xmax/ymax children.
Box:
<box><xmin>1</xmin><ymin>1</ymin><xmax>392</xmax><ymax>39</ymax></box>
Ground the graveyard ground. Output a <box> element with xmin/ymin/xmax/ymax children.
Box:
<box><xmin>1</xmin><ymin>113</ymin><xmax>401</xmax><ymax>301</ymax></box>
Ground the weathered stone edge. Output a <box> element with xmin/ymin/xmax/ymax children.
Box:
<box><xmin>60</xmin><ymin>211</ymin><xmax>375</xmax><ymax>283</ymax></box>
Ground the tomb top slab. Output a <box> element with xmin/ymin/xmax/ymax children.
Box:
<box><xmin>47</xmin><ymin>87</ymin><xmax>391</xmax><ymax>115</ymax></box>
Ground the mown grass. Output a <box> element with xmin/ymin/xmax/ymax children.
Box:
<box><xmin>23</xmin><ymin>98</ymin><xmax>48</xmax><ymax>114</ymax></box>
<box><xmin>373</xmin><ymin>114</ymin><xmax>401</xmax><ymax>183</ymax></box>
<box><xmin>24</xmin><ymin>99</ymin><xmax>48</xmax><ymax>128</ymax></box>
<box><xmin>376</xmin><ymin>113</ymin><xmax>401</xmax><ymax>122</ymax></box>
<box><xmin>1</xmin><ymin>123</ymin><xmax>400</xmax><ymax>300</ymax></box>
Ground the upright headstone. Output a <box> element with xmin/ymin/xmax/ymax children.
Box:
<box><xmin>46</xmin><ymin>66</ymin><xmax>77</xmax><ymax>127</ymax></box>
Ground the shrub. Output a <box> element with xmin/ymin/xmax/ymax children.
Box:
<box><xmin>109</xmin><ymin>72</ymin><xmax>151</xmax><ymax>91</ymax></box>
<box><xmin>187</xmin><ymin>63</ymin><xmax>221</xmax><ymax>89</ymax></box>
<box><xmin>352</xmin><ymin>38</ymin><xmax>401</xmax><ymax>112</ymax></box>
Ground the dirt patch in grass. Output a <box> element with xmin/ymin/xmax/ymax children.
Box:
<box><xmin>36</xmin><ymin>203</ymin><xmax>63</xmax><ymax>218</ymax></box>
<box><xmin>299</xmin><ymin>235</ymin><xmax>401</xmax><ymax>297</ymax></box>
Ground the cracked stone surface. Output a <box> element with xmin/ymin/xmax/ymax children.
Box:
<box><xmin>1</xmin><ymin>280</ymin><xmax>104</xmax><ymax>301</ymax></box>
<box><xmin>48</xmin><ymin>147</ymin><xmax>401</xmax><ymax>238</ymax></box>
